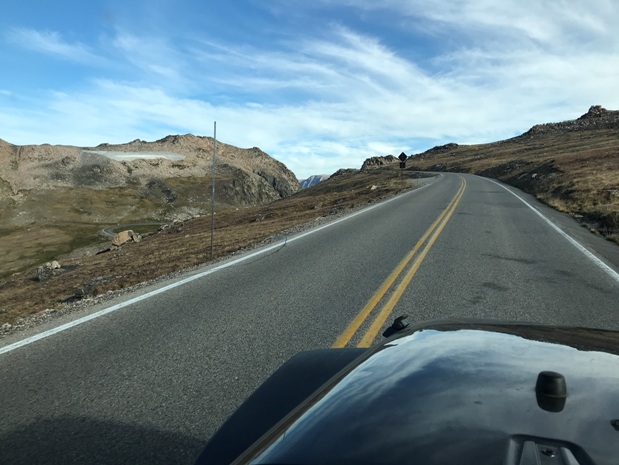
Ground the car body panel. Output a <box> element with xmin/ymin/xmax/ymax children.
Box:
<box><xmin>236</xmin><ymin>322</ymin><xmax>619</xmax><ymax>465</ymax></box>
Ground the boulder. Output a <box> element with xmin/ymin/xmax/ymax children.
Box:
<box><xmin>37</xmin><ymin>266</ymin><xmax>53</xmax><ymax>282</ymax></box>
<box><xmin>37</xmin><ymin>260</ymin><xmax>62</xmax><ymax>281</ymax></box>
<box><xmin>112</xmin><ymin>230</ymin><xmax>134</xmax><ymax>246</ymax></box>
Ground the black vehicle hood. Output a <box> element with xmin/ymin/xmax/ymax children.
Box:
<box><xmin>246</xmin><ymin>323</ymin><xmax>619</xmax><ymax>465</ymax></box>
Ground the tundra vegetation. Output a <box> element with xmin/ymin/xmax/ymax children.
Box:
<box><xmin>0</xmin><ymin>106</ymin><xmax>617</xmax><ymax>329</ymax></box>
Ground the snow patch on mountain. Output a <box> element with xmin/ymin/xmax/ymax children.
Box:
<box><xmin>83</xmin><ymin>150</ymin><xmax>185</xmax><ymax>161</ymax></box>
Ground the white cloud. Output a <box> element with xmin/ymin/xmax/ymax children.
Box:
<box><xmin>328</xmin><ymin>0</ymin><xmax>619</xmax><ymax>44</ymax></box>
<box><xmin>5</xmin><ymin>28</ymin><xmax>104</xmax><ymax>64</ymax></box>
<box><xmin>111</xmin><ymin>33</ymin><xmax>188</xmax><ymax>87</ymax></box>
<box><xmin>2</xmin><ymin>2</ymin><xmax>619</xmax><ymax>179</ymax></box>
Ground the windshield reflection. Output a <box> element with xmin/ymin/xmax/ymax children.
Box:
<box><xmin>250</xmin><ymin>329</ymin><xmax>619</xmax><ymax>465</ymax></box>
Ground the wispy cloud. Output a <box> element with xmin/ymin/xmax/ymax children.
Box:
<box><xmin>327</xmin><ymin>0</ymin><xmax>618</xmax><ymax>44</ymax></box>
<box><xmin>5</xmin><ymin>28</ymin><xmax>104</xmax><ymax>64</ymax></box>
<box><xmin>2</xmin><ymin>1</ymin><xmax>618</xmax><ymax>179</ymax></box>
<box><xmin>111</xmin><ymin>33</ymin><xmax>188</xmax><ymax>88</ymax></box>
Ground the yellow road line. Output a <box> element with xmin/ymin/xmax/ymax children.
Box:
<box><xmin>357</xmin><ymin>178</ymin><xmax>466</xmax><ymax>347</ymax></box>
<box><xmin>332</xmin><ymin>177</ymin><xmax>466</xmax><ymax>348</ymax></box>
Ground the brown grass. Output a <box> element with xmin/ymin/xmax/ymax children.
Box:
<box><xmin>408</xmin><ymin>128</ymin><xmax>619</xmax><ymax>242</ymax></box>
<box><xmin>0</xmin><ymin>170</ymin><xmax>414</xmax><ymax>326</ymax></box>
<box><xmin>3</xmin><ymin>121</ymin><xmax>617</xmax><ymax>328</ymax></box>
<box><xmin>0</xmin><ymin>175</ymin><xmax>272</xmax><ymax>280</ymax></box>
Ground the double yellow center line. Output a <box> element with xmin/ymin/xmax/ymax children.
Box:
<box><xmin>332</xmin><ymin>177</ymin><xmax>467</xmax><ymax>348</ymax></box>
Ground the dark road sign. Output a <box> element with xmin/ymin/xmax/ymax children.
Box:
<box><xmin>398</xmin><ymin>152</ymin><xmax>407</xmax><ymax>162</ymax></box>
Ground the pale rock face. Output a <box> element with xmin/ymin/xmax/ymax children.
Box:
<box><xmin>111</xmin><ymin>230</ymin><xmax>142</xmax><ymax>246</ymax></box>
<box><xmin>112</xmin><ymin>230</ymin><xmax>133</xmax><ymax>247</ymax></box>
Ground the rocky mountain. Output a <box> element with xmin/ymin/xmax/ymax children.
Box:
<box><xmin>0</xmin><ymin>134</ymin><xmax>300</xmax><ymax>227</ymax></box>
<box><xmin>299</xmin><ymin>174</ymin><xmax>331</xmax><ymax>189</ymax></box>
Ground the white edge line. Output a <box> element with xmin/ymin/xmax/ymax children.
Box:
<box><xmin>1</xmin><ymin>179</ymin><xmax>435</xmax><ymax>355</ymax></box>
<box><xmin>487</xmin><ymin>178</ymin><xmax>619</xmax><ymax>284</ymax></box>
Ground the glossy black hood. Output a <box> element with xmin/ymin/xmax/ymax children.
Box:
<box><xmin>244</xmin><ymin>323</ymin><xmax>619</xmax><ymax>465</ymax></box>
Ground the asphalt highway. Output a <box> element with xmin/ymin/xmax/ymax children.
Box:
<box><xmin>1</xmin><ymin>173</ymin><xmax>618</xmax><ymax>464</ymax></box>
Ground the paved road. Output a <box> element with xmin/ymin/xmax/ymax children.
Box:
<box><xmin>1</xmin><ymin>173</ymin><xmax>618</xmax><ymax>464</ymax></box>
<box><xmin>99</xmin><ymin>222</ymin><xmax>166</xmax><ymax>238</ymax></box>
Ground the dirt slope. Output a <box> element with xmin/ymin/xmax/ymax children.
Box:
<box><xmin>409</xmin><ymin>106</ymin><xmax>619</xmax><ymax>242</ymax></box>
<box><xmin>0</xmin><ymin>169</ymin><xmax>414</xmax><ymax>329</ymax></box>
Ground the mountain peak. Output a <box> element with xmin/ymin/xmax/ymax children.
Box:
<box><xmin>155</xmin><ymin>134</ymin><xmax>207</xmax><ymax>144</ymax></box>
<box><xmin>299</xmin><ymin>174</ymin><xmax>330</xmax><ymax>189</ymax></box>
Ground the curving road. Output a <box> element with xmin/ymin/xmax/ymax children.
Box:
<box><xmin>99</xmin><ymin>222</ymin><xmax>167</xmax><ymax>238</ymax></box>
<box><xmin>1</xmin><ymin>173</ymin><xmax>618</xmax><ymax>464</ymax></box>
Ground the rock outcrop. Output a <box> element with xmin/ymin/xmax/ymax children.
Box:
<box><xmin>111</xmin><ymin>230</ymin><xmax>142</xmax><ymax>246</ymax></box>
<box><xmin>521</xmin><ymin>105</ymin><xmax>619</xmax><ymax>137</ymax></box>
<box><xmin>37</xmin><ymin>261</ymin><xmax>62</xmax><ymax>282</ymax></box>
<box><xmin>361</xmin><ymin>155</ymin><xmax>398</xmax><ymax>171</ymax></box>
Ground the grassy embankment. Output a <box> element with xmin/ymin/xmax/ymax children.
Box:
<box><xmin>0</xmin><ymin>175</ymin><xmax>247</xmax><ymax>279</ymax></box>
<box><xmin>2</xmin><ymin>120</ymin><xmax>618</xmax><ymax>328</ymax></box>
<box><xmin>0</xmin><ymin>170</ymin><xmax>413</xmax><ymax>326</ymax></box>
<box><xmin>409</xmin><ymin>127</ymin><xmax>619</xmax><ymax>243</ymax></box>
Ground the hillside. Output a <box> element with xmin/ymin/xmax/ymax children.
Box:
<box><xmin>0</xmin><ymin>135</ymin><xmax>300</xmax><ymax>275</ymax></box>
<box><xmin>409</xmin><ymin>106</ymin><xmax>619</xmax><ymax>243</ymax></box>
<box><xmin>1</xmin><ymin>106</ymin><xmax>618</xmax><ymax>331</ymax></box>
<box><xmin>0</xmin><ymin>168</ymin><xmax>415</xmax><ymax>329</ymax></box>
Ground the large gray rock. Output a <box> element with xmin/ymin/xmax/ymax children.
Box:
<box><xmin>36</xmin><ymin>260</ymin><xmax>62</xmax><ymax>282</ymax></box>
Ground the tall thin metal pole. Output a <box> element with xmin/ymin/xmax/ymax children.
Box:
<box><xmin>210</xmin><ymin>121</ymin><xmax>216</xmax><ymax>260</ymax></box>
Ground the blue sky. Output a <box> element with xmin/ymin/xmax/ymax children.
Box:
<box><xmin>1</xmin><ymin>0</ymin><xmax>618</xmax><ymax>179</ymax></box>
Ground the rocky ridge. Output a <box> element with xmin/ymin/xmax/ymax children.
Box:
<box><xmin>361</xmin><ymin>155</ymin><xmax>398</xmax><ymax>170</ymax></box>
<box><xmin>521</xmin><ymin>105</ymin><xmax>619</xmax><ymax>137</ymax></box>
<box><xmin>412</xmin><ymin>106</ymin><xmax>619</xmax><ymax>162</ymax></box>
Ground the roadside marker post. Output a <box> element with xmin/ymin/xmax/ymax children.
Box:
<box><xmin>399</xmin><ymin>152</ymin><xmax>407</xmax><ymax>174</ymax></box>
<box><xmin>211</xmin><ymin>122</ymin><xmax>216</xmax><ymax>261</ymax></box>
